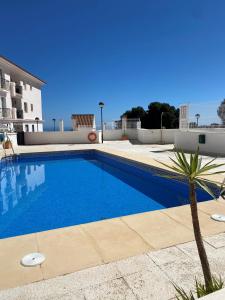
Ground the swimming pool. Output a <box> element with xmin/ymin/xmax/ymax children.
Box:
<box><xmin>0</xmin><ymin>150</ymin><xmax>217</xmax><ymax>239</ymax></box>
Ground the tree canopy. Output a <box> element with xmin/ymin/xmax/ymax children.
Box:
<box><xmin>217</xmin><ymin>99</ymin><xmax>225</xmax><ymax>125</ymax></box>
<box><xmin>121</xmin><ymin>102</ymin><xmax>179</xmax><ymax>129</ymax></box>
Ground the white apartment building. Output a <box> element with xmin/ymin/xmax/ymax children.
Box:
<box><xmin>0</xmin><ymin>55</ymin><xmax>45</xmax><ymax>132</ymax></box>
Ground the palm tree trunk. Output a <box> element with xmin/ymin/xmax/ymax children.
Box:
<box><xmin>189</xmin><ymin>181</ymin><xmax>212</xmax><ymax>289</ymax></box>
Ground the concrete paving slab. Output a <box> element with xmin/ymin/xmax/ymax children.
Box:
<box><xmin>0</xmin><ymin>234</ymin><xmax>43</xmax><ymax>289</ymax></box>
<box><xmin>124</xmin><ymin>269</ymin><xmax>174</xmax><ymax>300</ymax></box>
<box><xmin>82</xmin><ymin>218</ymin><xmax>151</xmax><ymax>263</ymax></box>
<box><xmin>159</xmin><ymin>256</ymin><xmax>203</xmax><ymax>291</ymax></box>
<box><xmin>122</xmin><ymin>211</ymin><xmax>194</xmax><ymax>249</ymax></box>
<box><xmin>177</xmin><ymin>240</ymin><xmax>225</xmax><ymax>278</ymax></box>
<box><xmin>147</xmin><ymin>246</ymin><xmax>188</xmax><ymax>266</ymax></box>
<box><xmin>83</xmin><ymin>278</ymin><xmax>137</xmax><ymax>300</ymax></box>
<box><xmin>115</xmin><ymin>254</ymin><xmax>158</xmax><ymax>276</ymax></box>
<box><xmin>0</xmin><ymin>282</ymin><xmax>84</xmax><ymax>300</ymax></box>
<box><xmin>198</xmin><ymin>200</ymin><xmax>225</xmax><ymax>216</ymax></box>
<box><xmin>163</xmin><ymin>205</ymin><xmax>225</xmax><ymax>236</ymax></box>
<box><xmin>45</xmin><ymin>262</ymin><xmax>122</xmax><ymax>290</ymax></box>
<box><xmin>204</xmin><ymin>232</ymin><xmax>225</xmax><ymax>248</ymax></box>
<box><xmin>37</xmin><ymin>226</ymin><xmax>102</xmax><ymax>279</ymax></box>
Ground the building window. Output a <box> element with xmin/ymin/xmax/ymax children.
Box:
<box><xmin>31</xmin><ymin>104</ymin><xmax>33</xmax><ymax>112</ymax></box>
<box><xmin>30</xmin><ymin>85</ymin><xmax>32</xmax><ymax>91</ymax></box>
<box><xmin>25</xmin><ymin>125</ymin><xmax>29</xmax><ymax>132</ymax></box>
<box><xmin>32</xmin><ymin>125</ymin><xmax>35</xmax><ymax>132</ymax></box>
<box><xmin>24</xmin><ymin>102</ymin><xmax>28</xmax><ymax>113</ymax></box>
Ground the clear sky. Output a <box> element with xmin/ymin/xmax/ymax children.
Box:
<box><xmin>1</xmin><ymin>0</ymin><xmax>225</xmax><ymax>129</ymax></box>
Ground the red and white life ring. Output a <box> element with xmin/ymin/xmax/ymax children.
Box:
<box><xmin>88</xmin><ymin>132</ymin><xmax>97</xmax><ymax>143</ymax></box>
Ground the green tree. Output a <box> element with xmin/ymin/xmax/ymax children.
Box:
<box><xmin>217</xmin><ymin>99</ymin><xmax>225</xmax><ymax>125</ymax></box>
<box><xmin>121</xmin><ymin>106</ymin><xmax>146</xmax><ymax>119</ymax></box>
<box><xmin>145</xmin><ymin>102</ymin><xmax>179</xmax><ymax>129</ymax></box>
<box><xmin>158</xmin><ymin>149</ymin><xmax>225</xmax><ymax>293</ymax></box>
<box><xmin>121</xmin><ymin>102</ymin><xmax>179</xmax><ymax>129</ymax></box>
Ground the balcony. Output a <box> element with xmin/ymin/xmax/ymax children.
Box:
<box><xmin>0</xmin><ymin>108</ymin><xmax>24</xmax><ymax>120</ymax></box>
<box><xmin>0</xmin><ymin>108</ymin><xmax>12</xmax><ymax>119</ymax></box>
<box><xmin>15</xmin><ymin>84</ymin><xmax>23</xmax><ymax>98</ymax></box>
<box><xmin>0</xmin><ymin>78</ymin><xmax>10</xmax><ymax>91</ymax></box>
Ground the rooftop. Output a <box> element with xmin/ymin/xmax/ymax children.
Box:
<box><xmin>0</xmin><ymin>55</ymin><xmax>46</xmax><ymax>85</ymax></box>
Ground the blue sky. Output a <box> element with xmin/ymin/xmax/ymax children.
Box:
<box><xmin>1</xmin><ymin>0</ymin><xmax>225</xmax><ymax>129</ymax></box>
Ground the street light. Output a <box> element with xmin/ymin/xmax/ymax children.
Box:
<box><xmin>98</xmin><ymin>101</ymin><xmax>104</xmax><ymax>143</ymax></box>
<box><xmin>195</xmin><ymin>113</ymin><xmax>200</xmax><ymax>127</ymax></box>
<box><xmin>52</xmin><ymin>118</ymin><xmax>56</xmax><ymax>131</ymax></box>
<box><xmin>160</xmin><ymin>112</ymin><xmax>164</xmax><ymax>129</ymax></box>
<box><xmin>35</xmin><ymin>117</ymin><xmax>40</xmax><ymax>132</ymax></box>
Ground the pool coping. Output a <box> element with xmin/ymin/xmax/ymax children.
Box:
<box><xmin>1</xmin><ymin>145</ymin><xmax>225</xmax><ymax>290</ymax></box>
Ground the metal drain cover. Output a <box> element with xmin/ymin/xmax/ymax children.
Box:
<box><xmin>21</xmin><ymin>252</ymin><xmax>45</xmax><ymax>267</ymax></box>
<box><xmin>211</xmin><ymin>214</ymin><xmax>225</xmax><ymax>222</ymax></box>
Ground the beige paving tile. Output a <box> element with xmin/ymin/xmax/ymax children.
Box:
<box><xmin>198</xmin><ymin>200</ymin><xmax>225</xmax><ymax>216</ymax></box>
<box><xmin>37</xmin><ymin>226</ymin><xmax>102</xmax><ymax>279</ymax></box>
<box><xmin>82</xmin><ymin>218</ymin><xmax>151</xmax><ymax>263</ymax></box>
<box><xmin>163</xmin><ymin>205</ymin><xmax>225</xmax><ymax>236</ymax></box>
<box><xmin>0</xmin><ymin>234</ymin><xmax>43</xmax><ymax>290</ymax></box>
<box><xmin>122</xmin><ymin>211</ymin><xmax>194</xmax><ymax>249</ymax></box>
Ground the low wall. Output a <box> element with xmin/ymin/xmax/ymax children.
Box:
<box><xmin>103</xmin><ymin>129</ymin><xmax>138</xmax><ymax>141</ymax></box>
<box><xmin>103</xmin><ymin>128</ymin><xmax>177</xmax><ymax>143</ymax></box>
<box><xmin>24</xmin><ymin>128</ymin><xmax>178</xmax><ymax>145</ymax></box>
<box><xmin>175</xmin><ymin>130</ymin><xmax>225</xmax><ymax>156</ymax></box>
<box><xmin>103</xmin><ymin>130</ymin><xmax>123</xmax><ymax>141</ymax></box>
<box><xmin>24</xmin><ymin>130</ymin><xmax>101</xmax><ymax>145</ymax></box>
<box><xmin>137</xmin><ymin>129</ymin><xmax>178</xmax><ymax>144</ymax></box>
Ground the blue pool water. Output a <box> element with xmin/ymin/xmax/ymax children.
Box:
<box><xmin>0</xmin><ymin>150</ymin><xmax>216</xmax><ymax>239</ymax></box>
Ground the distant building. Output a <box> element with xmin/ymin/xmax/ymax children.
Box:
<box><xmin>71</xmin><ymin>114</ymin><xmax>96</xmax><ymax>130</ymax></box>
<box><xmin>0</xmin><ymin>55</ymin><xmax>45</xmax><ymax>132</ymax></box>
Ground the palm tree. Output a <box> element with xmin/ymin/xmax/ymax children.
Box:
<box><xmin>158</xmin><ymin>149</ymin><xmax>225</xmax><ymax>291</ymax></box>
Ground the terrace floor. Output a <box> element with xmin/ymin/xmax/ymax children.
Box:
<box><xmin>1</xmin><ymin>141</ymin><xmax>225</xmax><ymax>299</ymax></box>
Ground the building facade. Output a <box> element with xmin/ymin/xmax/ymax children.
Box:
<box><xmin>0</xmin><ymin>55</ymin><xmax>45</xmax><ymax>132</ymax></box>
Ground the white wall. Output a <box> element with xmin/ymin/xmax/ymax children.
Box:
<box><xmin>103</xmin><ymin>128</ymin><xmax>138</xmax><ymax>141</ymax></box>
<box><xmin>137</xmin><ymin>129</ymin><xmax>178</xmax><ymax>144</ymax></box>
<box><xmin>22</xmin><ymin>84</ymin><xmax>43</xmax><ymax>132</ymax></box>
<box><xmin>24</xmin><ymin>130</ymin><xmax>101</xmax><ymax>145</ymax></box>
<box><xmin>126</xmin><ymin>128</ymin><xmax>138</xmax><ymax>140</ymax></box>
<box><xmin>103</xmin><ymin>130</ymin><xmax>123</xmax><ymax>141</ymax></box>
<box><xmin>23</xmin><ymin>128</ymin><xmax>178</xmax><ymax>145</ymax></box>
<box><xmin>175</xmin><ymin>130</ymin><xmax>225</xmax><ymax>156</ymax></box>
<box><xmin>103</xmin><ymin>128</ymin><xmax>177</xmax><ymax>143</ymax></box>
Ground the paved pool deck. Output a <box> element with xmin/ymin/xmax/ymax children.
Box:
<box><xmin>1</xmin><ymin>141</ymin><xmax>225</xmax><ymax>298</ymax></box>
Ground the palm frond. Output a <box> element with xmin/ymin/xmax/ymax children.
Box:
<box><xmin>195</xmin><ymin>179</ymin><xmax>216</xmax><ymax>199</ymax></box>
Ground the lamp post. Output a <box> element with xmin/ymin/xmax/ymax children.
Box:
<box><xmin>35</xmin><ymin>117</ymin><xmax>40</xmax><ymax>132</ymax></box>
<box><xmin>160</xmin><ymin>112</ymin><xmax>164</xmax><ymax>144</ymax></box>
<box><xmin>52</xmin><ymin>118</ymin><xmax>56</xmax><ymax>131</ymax></box>
<box><xmin>160</xmin><ymin>112</ymin><xmax>164</xmax><ymax>129</ymax></box>
<box><xmin>195</xmin><ymin>113</ymin><xmax>200</xmax><ymax>127</ymax></box>
<box><xmin>98</xmin><ymin>101</ymin><xmax>104</xmax><ymax>143</ymax></box>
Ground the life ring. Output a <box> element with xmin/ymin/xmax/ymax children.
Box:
<box><xmin>88</xmin><ymin>132</ymin><xmax>97</xmax><ymax>142</ymax></box>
